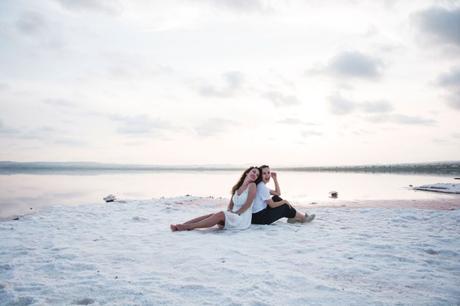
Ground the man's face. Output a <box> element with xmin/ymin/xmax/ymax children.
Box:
<box><xmin>261</xmin><ymin>167</ymin><xmax>271</xmax><ymax>183</ymax></box>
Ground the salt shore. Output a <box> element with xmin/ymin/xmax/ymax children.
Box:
<box><xmin>1</xmin><ymin>196</ymin><xmax>459</xmax><ymax>305</ymax></box>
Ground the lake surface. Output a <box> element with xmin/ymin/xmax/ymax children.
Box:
<box><xmin>0</xmin><ymin>170</ymin><xmax>458</xmax><ymax>219</ymax></box>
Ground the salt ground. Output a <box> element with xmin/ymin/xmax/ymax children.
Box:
<box><xmin>1</xmin><ymin>196</ymin><xmax>459</xmax><ymax>305</ymax></box>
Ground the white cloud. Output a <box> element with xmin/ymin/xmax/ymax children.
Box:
<box><xmin>43</xmin><ymin>98</ymin><xmax>78</xmax><ymax>109</ymax></box>
<box><xmin>261</xmin><ymin>91</ymin><xmax>301</xmax><ymax>107</ymax></box>
<box><xmin>437</xmin><ymin>67</ymin><xmax>460</xmax><ymax>88</ymax></box>
<box><xmin>359</xmin><ymin>100</ymin><xmax>393</xmax><ymax>113</ymax></box>
<box><xmin>414</xmin><ymin>6</ymin><xmax>460</xmax><ymax>48</ymax></box>
<box><xmin>329</xmin><ymin>94</ymin><xmax>394</xmax><ymax>115</ymax></box>
<box><xmin>367</xmin><ymin>114</ymin><xmax>436</xmax><ymax>126</ymax></box>
<box><xmin>276</xmin><ymin>118</ymin><xmax>317</xmax><ymax>126</ymax></box>
<box><xmin>328</xmin><ymin>94</ymin><xmax>357</xmax><ymax>115</ymax></box>
<box><xmin>437</xmin><ymin>67</ymin><xmax>460</xmax><ymax>110</ymax></box>
<box><xmin>108</xmin><ymin>115</ymin><xmax>173</xmax><ymax>136</ymax></box>
<box><xmin>312</xmin><ymin>51</ymin><xmax>384</xmax><ymax>80</ymax></box>
<box><xmin>301</xmin><ymin>130</ymin><xmax>323</xmax><ymax>137</ymax></box>
<box><xmin>54</xmin><ymin>0</ymin><xmax>122</xmax><ymax>15</ymax></box>
<box><xmin>199</xmin><ymin>71</ymin><xmax>244</xmax><ymax>98</ymax></box>
<box><xmin>16</xmin><ymin>11</ymin><xmax>46</xmax><ymax>36</ymax></box>
<box><xmin>206</xmin><ymin>0</ymin><xmax>268</xmax><ymax>13</ymax></box>
<box><xmin>194</xmin><ymin>118</ymin><xmax>236</xmax><ymax>137</ymax></box>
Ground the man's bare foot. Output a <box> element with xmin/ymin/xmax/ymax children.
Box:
<box><xmin>302</xmin><ymin>213</ymin><xmax>316</xmax><ymax>223</ymax></box>
<box><xmin>170</xmin><ymin>224</ymin><xmax>178</xmax><ymax>232</ymax></box>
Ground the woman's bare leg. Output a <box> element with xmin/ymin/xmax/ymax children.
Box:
<box><xmin>183</xmin><ymin>213</ymin><xmax>214</xmax><ymax>224</ymax></box>
<box><xmin>175</xmin><ymin>211</ymin><xmax>225</xmax><ymax>231</ymax></box>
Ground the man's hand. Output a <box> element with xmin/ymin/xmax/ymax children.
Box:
<box><xmin>271</xmin><ymin>171</ymin><xmax>277</xmax><ymax>180</ymax></box>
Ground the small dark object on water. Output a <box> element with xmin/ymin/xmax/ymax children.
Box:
<box><xmin>455</xmin><ymin>178</ymin><xmax>460</xmax><ymax>180</ymax></box>
<box><xmin>13</xmin><ymin>216</ymin><xmax>19</xmax><ymax>220</ymax></box>
<box><xmin>103</xmin><ymin>194</ymin><xmax>116</xmax><ymax>202</ymax></box>
<box><xmin>329</xmin><ymin>191</ymin><xmax>338</xmax><ymax>198</ymax></box>
<box><xmin>409</xmin><ymin>184</ymin><xmax>413</xmax><ymax>187</ymax></box>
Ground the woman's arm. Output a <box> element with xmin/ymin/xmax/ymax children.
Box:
<box><xmin>269</xmin><ymin>172</ymin><xmax>281</xmax><ymax>196</ymax></box>
<box><xmin>234</xmin><ymin>183</ymin><xmax>257</xmax><ymax>215</ymax></box>
<box><xmin>227</xmin><ymin>198</ymin><xmax>234</xmax><ymax>211</ymax></box>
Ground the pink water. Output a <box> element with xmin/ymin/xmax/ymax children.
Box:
<box><xmin>0</xmin><ymin>171</ymin><xmax>458</xmax><ymax>218</ymax></box>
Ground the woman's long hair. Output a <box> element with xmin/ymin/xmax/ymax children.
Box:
<box><xmin>231</xmin><ymin>166</ymin><xmax>260</xmax><ymax>194</ymax></box>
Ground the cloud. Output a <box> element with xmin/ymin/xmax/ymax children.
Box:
<box><xmin>329</xmin><ymin>94</ymin><xmax>393</xmax><ymax>115</ymax></box>
<box><xmin>53</xmin><ymin>138</ymin><xmax>87</xmax><ymax>146</ymax></box>
<box><xmin>276</xmin><ymin>118</ymin><xmax>317</xmax><ymax>126</ymax></box>
<box><xmin>108</xmin><ymin>114</ymin><xmax>172</xmax><ymax>135</ymax></box>
<box><xmin>16</xmin><ymin>11</ymin><xmax>46</xmax><ymax>36</ymax></box>
<box><xmin>437</xmin><ymin>67</ymin><xmax>460</xmax><ymax>88</ymax></box>
<box><xmin>194</xmin><ymin>118</ymin><xmax>236</xmax><ymax>137</ymax></box>
<box><xmin>199</xmin><ymin>71</ymin><xmax>244</xmax><ymax>98</ymax></box>
<box><xmin>359</xmin><ymin>100</ymin><xmax>393</xmax><ymax>113</ymax></box>
<box><xmin>107</xmin><ymin>62</ymin><xmax>173</xmax><ymax>80</ymax></box>
<box><xmin>414</xmin><ymin>6</ymin><xmax>460</xmax><ymax>47</ymax></box>
<box><xmin>13</xmin><ymin>10</ymin><xmax>65</xmax><ymax>50</ymax></box>
<box><xmin>261</xmin><ymin>91</ymin><xmax>301</xmax><ymax>107</ymax></box>
<box><xmin>206</xmin><ymin>0</ymin><xmax>268</xmax><ymax>13</ymax></box>
<box><xmin>0</xmin><ymin>116</ymin><xmax>88</xmax><ymax>145</ymax></box>
<box><xmin>0</xmin><ymin>122</ymin><xmax>67</xmax><ymax>141</ymax></box>
<box><xmin>437</xmin><ymin>67</ymin><xmax>460</xmax><ymax>111</ymax></box>
<box><xmin>54</xmin><ymin>0</ymin><xmax>122</xmax><ymax>15</ymax></box>
<box><xmin>328</xmin><ymin>94</ymin><xmax>357</xmax><ymax>115</ymax></box>
<box><xmin>315</xmin><ymin>51</ymin><xmax>383</xmax><ymax>80</ymax></box>
<box><xmin>367</xmin><ymin>114</ymin><xmax>436</xmax><ymax>126</ymax></box>
<box><xmin>327</xmin><ymin>94</ymin><xmax>432</xmax><ymax>125</ymax></box>
<box><xmin>0</xmin><ymin>83</ymin><xmax>10</xmax><ymax>91</ymax></box>
<box><xmin>446</xmin><ymin>91</ymin><xmax>460</xmax><ymax>110</ymax></box>
<box><xmin>43</xmin><ymin>98</ymin><xmax>78</xmax><ymax>108</ymax></box>
<box><xmin>20</xmin><ymin>126</ymin><xmax>59</xmax><ymax>140</ymax></box>
<box><xmin>0</xmin><ymin>119</ymin><xmax>20</xmax><ymax>136</ymax></box>
<box><xmin>301</xmin><ymin>130</ymin><xmax>323</xmax><ymax>137</ymax></box>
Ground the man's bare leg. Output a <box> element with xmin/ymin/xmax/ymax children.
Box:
<box><xmin>294</xmin><ymin>211</ymin><xmax>306</xmax><ymax>222</ymax></box>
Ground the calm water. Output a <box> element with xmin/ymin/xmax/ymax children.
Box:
<box><xmin>0</xmin><ymin>170</ymin><xmax>458</xmax><ymax>218</ymax></box>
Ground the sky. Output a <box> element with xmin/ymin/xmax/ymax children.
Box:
<box><xmin>0</xmin><ymin>0</ymin><xmax>459</xmax><ymax>167</ymax></box>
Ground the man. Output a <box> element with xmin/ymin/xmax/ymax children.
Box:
<box><xmin>251</xmin><ymin>165</ymin><xmax>315</xmax><ymax>225</ymax></box>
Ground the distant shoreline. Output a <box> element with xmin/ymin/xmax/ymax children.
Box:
<box><xmin>0</xmin><ymin>161</ymin><xmax>459</xmax><ymax>175</ymax></box>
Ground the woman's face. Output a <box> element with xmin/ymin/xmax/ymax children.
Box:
<box><xmin>246</xmin><ymin>168</ymin><xmax>260</xmax><ymax>182</ymax></box>
<box><xmin>261</xmin><ymin>167</ymin><xmax>271</xmax><ymax>183</ymax></box>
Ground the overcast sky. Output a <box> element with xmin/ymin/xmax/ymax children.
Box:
<box><xmin>0</xmin><ymin>0</ymin><xmax>459</xmax><ymax>166</ymax></box>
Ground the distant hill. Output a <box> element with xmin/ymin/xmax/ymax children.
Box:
<box><xmin>0</xmin><ymin>161</ymin><xmax>459</xmax><ymax>175</ymax></box>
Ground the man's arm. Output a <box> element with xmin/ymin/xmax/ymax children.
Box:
<box><xmin>266</xmin><ymin>198</ymin><xmax>289</xmax><ymax>208</ymax></box>
<box><xmin>269</xmin><ymin>171</ymin><xmax>281</xmax><ymax>196</ymax></box>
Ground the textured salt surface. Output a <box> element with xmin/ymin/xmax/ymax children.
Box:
<box><xmin>0</xmin><ymin>197</ymin><xmax>459</xmax><ymax>305</ymax></box>
<box><xmin>414</xmin><ymin>183</ymin><xmax>460</xmax><ymax>194</ymax></box>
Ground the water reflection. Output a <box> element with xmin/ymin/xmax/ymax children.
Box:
<box><xmin>0</xmin><ymin>171</ymin><xmax>457</xmax><ymax>219</ymax></box>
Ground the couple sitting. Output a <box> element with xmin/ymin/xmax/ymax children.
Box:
<box><xmin>170</xmin><ymin>165</ymin><xmax>315</xmax><ymax>232</ymax></box>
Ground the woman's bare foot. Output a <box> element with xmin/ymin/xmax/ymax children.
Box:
<box><xmin>176</xmin><ymin>224</ymin><xmax>190</xmax><ymax>231</ymax></box>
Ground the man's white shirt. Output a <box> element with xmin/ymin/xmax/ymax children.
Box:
<box><xmin>252</xmin><ymin>182</ymin><xmax>271</xmax><ymax>213</ymax></box>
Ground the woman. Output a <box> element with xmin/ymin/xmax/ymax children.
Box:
<box><xmin>170</xmin><ymin>167</ymin><xmax>260</xmax><ymax>231</ymax></box>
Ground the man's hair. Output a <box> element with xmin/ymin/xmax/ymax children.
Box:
<box><xmin>259</xmin><ymin>165</ymin><xmax>269</xmax><ymax>170</ymax></box>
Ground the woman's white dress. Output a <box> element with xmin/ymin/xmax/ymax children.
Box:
<box><xmin>224</xmin><ymin>188</ymin><xmax>253</xmax><ymax>230</ymax></box>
